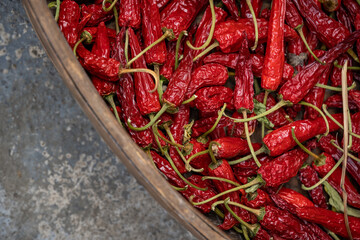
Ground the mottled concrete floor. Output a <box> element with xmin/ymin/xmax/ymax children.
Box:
<box><xmin>0</xmin><ymin>2</ymin><xmax>196</xmax><ymax>239</ymax></box>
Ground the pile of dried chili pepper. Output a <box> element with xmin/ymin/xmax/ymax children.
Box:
<box><xmin>52</xmin><ymin>0</ymin><xmax>360</xmax><ymax>238</ymax></box>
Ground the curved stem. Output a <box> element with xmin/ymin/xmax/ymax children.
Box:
<box><xmin>154</xmin><ymin>65</ymin><xmax>163</xmax><ymax>103</ymax></box>
<box><xmin>127</xmin><ymin>103</ymin><xmax>169</xmax><ymax>131</ymax></box>
<box><xmin>246</xmin><ymin>0</ymin><xmax>258</xmax><ymax>50</ymax></box>
<box><xmin>302</xmin><ymin>156</ymin><xmax>344</xmax><ymax>191</ymax></box>
<box><xmin>243</xmin><ymin>111</ymin><xmax>261</xmax><ymax>167</ymax></box>
<box><xmin>185</xmin><ymin>150</ymin><xmax>209</xmax><ymax>165</ymax></box>
<box><xmin>229</xmin><ymin>145</ymin><xmax>266</xmax><ymax>165</ymax></box>
<box><xmin>225</xmin><ymin>200</ymin><xmax>264</xmax><ymax>220</ymax></box>
<box><xmin>163</xmin><ymin>151</ymin><xmax>207</xmax><ymax>191</ymax></box>
<box><xmin>330</xmin><ymin>140</ymin><xmax>360</xmax><ymax>163</ymax></box>
<box><xmin>155</xmin><ymin>128</ymin><xmax>183</xmax><ymax>148</ymax></box>
<box><xmin>152</xmin><ymin>120</ymin><xmax>166</xmax><ymax>155</ymax></box>
<box><xmin>291</xmin><ymin>127</ymin><xmax>321</xmax><ymax>160</ymax></box>
<box><xmin>199</xmin><ymin>104</ymin><xmax>227</xmax><ymax>140</ymax></box>
<box><xmin>186</xmin><ymin>0</ymin><xmax>215</xmax><ymax>51</ymax></box>
<box><xmin>119</xmin><ymin>67</ymin><xmax>159</xmax><ymax>93</ymax></box>
<box><xmin>125</xmin><ymin>29</ymin><xmax>129</xmax><ymax>64</ymax></box>
<box><xmin>182</xmin><ymin>95</ymin><xmax>197</xmax><ymax>105</ymax></box>
<box><xmin>297</xmin><ymin>26</ymin><xmax>325</xmax><ymax>65</ymax></box>
<box><xmin>208</xmin><ymin>141</ymin><xmax>220</xmax><ymax>165</ymax></box>
<box><xmin>102</xmin><ymin>0</ymin><xmax>118</xmax><ymax>11</ymax></box>
<box><xmin>172</xmin><ymin>185</ymin><xmax>188</xmax><ymax>191</ymax></box>
<box><xmin>105</xmin><ymin>94</ymin><xmax>121</xmax><ymax>125</ymax></box>
<box><xmin>225</xmin><ymin>100</ymin><xmax>290</xmax><ymax>123</ymax></box>
<box><xmin>316</xmin><ymin>81</ymin><xmax>356</xmax><ymax>91</ymax></box>
<box><xmin>175</xmin><ymin>31</ymin><xmax>188</xmax><ymax>70</ymax></box>
<box><xmin>73</xmin><ymin>37</ymin><xmax>86</xmax><ymax>56</ymax></box>
<box><xmin>261</xmin><ymin>90</ymin><xmax>269</xmax><ymax>139</ymax></box>
<box><xmin>347</xmin><ymin>48</ymin><xmax>360</xmax><ymax>64</ymax></box>
<box><xmin>126</xmin><ymin>31</ymin><xmax>172</xmax><ymax>68</ymax></box>
<box><xmin>202</xmin><ymin>176</ymin><xmax>240</xmax><ymax>186</ymax></box>
<box><xmin>193</xmin><ymin>41</ymin><xmax>219</xmax><ymax>62</ymax></box>
<box><xmin>213</xmin><ymin>207</ymin><xmax>243</xmax><ymax>233</ymax></box>
<box><xmin>52</xmin><ymin>0</ymin><xmax>60</xmax><ymax>22</ymax></box>
<box><xmin>334</xmin><ymin>60</ymin><xmax>360</xmax><ymax>70</ymax></box>
<box><xmin>299</xmin><ymin>101</ymin><xmax>329</xmax><ymax>136</ymax></box>
<box><xmin>241</xmin><ymin>225</ymin><xmax>250</xmax><ymax>240</ymax></box>
<box><xmin>112</xmin><ymin>4</ymin><xmax>119</xmax><ymax>34</ymax></box>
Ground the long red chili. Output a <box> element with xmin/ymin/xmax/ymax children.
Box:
<box><xmin>58</xmin><ymin>0</ymin><xmax>81</xmax><ymax>48</ymax></box>
<box><xmin>118</xmin><ymin>0</ymin><xmax>141</xmax><ymax>29</ymax></box>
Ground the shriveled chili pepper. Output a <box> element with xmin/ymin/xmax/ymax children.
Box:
<box><xmin>154</xmin><ymin>0</ymin><xmax>171</xmax><ymax>10</ymax></box>
<box><xmin>184</xmin><ymin>138</ymin><xmax>212</xmax><ymax>174</ymax></box>
<box><xmin>193</xmin><ymin>86</ymin><xmax>234</xmax><ymax>115</ymax></box>
<box><xmin>342</xmin><ymin>0</ymin><xmax>360</xmax><ymax>23</ymax></box>
<box><xmin>192</xmin><ymin>116</ymin><xmax>232</xmax><ymax>140</ymax></box>
<box><xmin>261</xmin><ymin>0</ymin><xmax>286</xmax><ymax>92</ymax></box>
<box><xmin>295</xmin><ymin>206</ymin><xmax>360</xmax><ymax>238</ymax></box>
<box><xmin>227</xmin><ymin>111</ymin><xmax>257</xmax><ymax>138</ymax></box>
<box><xmin>160</xmin><ymin>0</ymin><xmax>208</xmax><ymax>39</ymax></box>
<box><xmin>58</xmin><ymin>0</ymin><xmax>81</xmax><ymax>48</ymax></box>
<box><xmin>350</xmin><ymin>112</ymin><xmax>360</xmax><ymax>154</ymax></box>
<box><xmin>185</xmin><ymin>64</ymin><xmax>228</xmax><ymax>100</ymax></box>
<box><xmin>331</xmin><ymin>54</ymin><xmax>353</xmax><ymax>87</ymax></box>
<box><xmin>81</xmin><ymin>2</ymin><xmax>114</xmax><ymax>27</ymax></box>
<box><xmin>312</xmin><ymin>152</ymin><xmax>360</xmax><ymax>209</ymax></box>
<box><xmin>91</xmin><ymin>22</ymin><xmax>110</xmax><ymax>58</ymax></box>
<box><xmin>279</xmin><ymin>30</ymin><xmax>360</xmax><ymax>104</ymax></box>
<box><xmin>127</xmin><ymin>27</ymin><xmax>161</xmax><ymax>115</ymax></box>
<box><xmin>221</xmin><ymin>0</ymin><xmax>240</xmax><ymax>20</ymax></box>
<box><xmin>159</xmin><ymin>41</ymin><xmax>179</xmax><ymax>80</ymax></box>
<box><xmin>336</xmin><ymin>6</ymin><xmax>353</xmax><ymax>33</ymax></box>
<box><xmin>82</xmin><ymin>26</ymin><xmax>117</xmax><ymax>45</ymax></box>
<box><xmin>232</xmin><ymin>154</ymin><xmax>272</xmax><ymax>179</ymax></box>
<box><xmin>260</xmin><ymin>8</ymin><xmax>271</xmax><ymax>20</ymax></box>
<box><xmin>240</xmin><ymin>0</ymin><xmax>261</xmax><ymax>19</ymax></box>
<box><xmin>324</xmin><ymin>93</ymin><xmax>359</xmax><ymax>111</ymax></box>
<box><xmin>210</xmin><ymin>137</ymin><xmax>260</xmax><ymax>159</ymax></box>
<box><xmin>91</xmin><ymin>76</ymin><xmax>117</xmax><ymax>97</ymax></box>
<box><xmin>356</xmin><ymin>14</ymin><xmax>360</xmax><ymax>58</ymax></box>
<box><xmin>244</xmin><ymin>189</ymin><xmax>274</xmax><ymax>209</ymax></box>
<box><xmin>349</xmin><ymin>89</ymin><xmax>360</xmax><ymax>110</ymax></box>
<box><xmin>299</xmin><ymin>165</ymin><xmax>327</xmax><ymax>209</ymax></box>
<box><xmin>118</xmin><ymin>0</ymin><xmax>141</xmax><ymax>29</ymax></box>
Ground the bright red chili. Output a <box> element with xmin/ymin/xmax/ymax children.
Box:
<box><xmin>227</xmin><ymin>111</ymin><xmax>257</xmax><ymax>138</ymax></box>
<box><xmin>240</xmin><ymin>0</ymin><xmax>262</xmax><ymax>19</ymax></box>
<box><xmin>58</xmin><ymin>0</ymin><xmax>81</xmax><ymax>48</ymax></box>
<box><xmin>193</xmin><ymin>86</ymin><xmax>234</xmax><ymax>115</ymax></box>
<box><xmin>81</xmin><ymin>2</ymin><xmax>114</xmax><ymax>27</ymax></box>
<box><xmin>118</xmin><ymin>0</ymin><xmax>141</xmax><ymax>29</ymax></box>
<box><xmin>211</xmin><ymin>137</ymin><xmax>260</xmax><ymax>160</ymax></box>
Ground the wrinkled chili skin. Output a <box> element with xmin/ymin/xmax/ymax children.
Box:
<box><xmin>343</xmin><ymin>0</ymin><xmax>360</xmax><ymax>23</ymax></box>
<box><xmin>350</xmin><ymin>112</ymin><xmax>360</xmax><ymax>154</ymax></box>
<box><xmin>91</xmin><ymin>22</ymin><xmax>110</xmax><ymax>58</ymax></box>
<box><xmin>255</xmin><ymin>92</ymin><xmax>290</xmax><ymax>128</ymax></box>
<box><xmin>277</xmin><ymin>188</ymin><xmax>314</xmax><ymax>209</ymax></box>
<box><xmin>285</xmin><ymin>0</ymin><xmax>302</xmax><ymax>29</ymax></box>
<box><xmin>159</xmin><ymin>41</ymin><xmax>178</xmax><ymax>80</ymax></box>
<box><xmin>185</xmin><ymin>139</ymin><xmax>211</xmax><ymax>175</ymax></box>
<box><xmin>192</xmin><ymin>116</ymin><xmax>232</xmax><ymax>139</ymax></box>
<box><xmin>227</xmin><ymin>111</ymin><xmax>257</xmax><ymax>138</ymax></box>
<box><xmin>154</xmin><ymin>0</ymin><xmax>171</xmax><ymax>10</ymax></box>
<box><xmin>292</xmin><ymin>0</ymin><xmax>349</xmax><ymax>49</ymax></box>
<box><xmin>258</xmin><ymin>148</ymin><xmax>308</xmax><ymax>187</ymax></box>
<box><xmin>185</xmin><ymin>64</ymin><xmax>228</xmax><ymax>99</ymax></box>
<box><xmin>194</xmin><ymin>86</ymin><xmax>234</xmax><ymax>114</ymax></box>
<box><xmin>160</xmin><ymin>0</ymin><xmax>207</xmax><ymax>39</ymax></box>
<box><xmin>261</xmin><ymin>0</ymin><xmax>286</xmax><ymax>91</ymax></box>
<box><xmin>141</xmin><ymin>0</ymin><xmax>167</xmax><ymax>65</ymax></box>
<box><xmin>203</xmin><ymin>52</ymin><xmax>239</xmax><ymax>69</ymax></box>
<box><xmin>208</xmin><ymin>160</ymin><xmax>251</xmax><ymax>230</ymax></box>
<box><xmin>313</xmin><ymin>153</ymin><xmax>360</xmax><ymax>209</ymax></box>
<box><xmin>253</xmin><ymin>227</ymin><xmax>272</xmax><ymax>240</ymax></box>
<box><xmin>58</xmin><ymin>0</ymin><xmax>80</xmax><ymax>48</ymax></box>
<box><xmin>232</xmin><ymin>154</ymin><xmax>272</xmax><ymax>179</ymax></box>
<box><xmin>295</xmin><ymin>207</ymin><xmax>360</xmax><ymax>238</ymax></box>
<box><xmin>299</xmin><ymin>165</ymin><xmax>327</xmax><ymax>209</ymax></box>
<box><xmin>244</xmin><ymin>189</ymin><xmax>274</xmax><ymax>209</ymax></box>
<box><xmin>118</xmin><ymin>0</ymin><xmax>141</xmax><ymax>29</ymax></box>
<box><xmin>222</xmin><ymin>0</ymin><xmax>240</xmax><ymax>20</ymax></box>
<box><xmin>330</xmin><ymin>54</ymin><xmax>353</xmax><ymax>87</ymax></box>
<box><xmin>128</xmin><ymin>28</ymin><xmax>161</xmax><ymax>115</ymax></box>
<box><xmin>336</xmin><ymin>6</ymin><xmax>353</xmax><ymax>33</ymax></box>
<box><xmin>324</xmin><ymin>94</ymin><xmax>358</xmax><ymax>111</ymax></box>
<box><xmin>279</xmin><ymin>30</ymin><xmax>360</xmax><ymax>104</ymax></box>
<box><xmin>212</xmin><ymin>137</ymin><xmax>257</xmax><ymax>159</ymax></box>
<box><xmin>150</xmin><ymin>150</ymin><xmax>185</xmax><ymax>187</ymax></box>
<box><xmin>240</xmin><ymin>0</ymin><xmax>262</xmax><ymax>19</ymax></box>
<box><xmin>234</xmin><ymin>38</ymin><xmax>254</xmax><ymax>111</ymax></box>
<box><xmin>91</xmin><ymin>76</ymin><xmax>117</xmax><ymax>96</ymax></box>
<box><xmin>349</xmin><ymin>89</ymin><xmax>360</xmax><ymax>110</ymax></box>
<box><xmin>356</xmin><ymin>14</ymin><xmax>360</xmax><ymax>58</ymax></box>
<box><xmin>81</xmin><ymin>3</ymin><xmax>113</xmax><ymax>27</ymax></box>
<box><xmin>85</xmin><ymin>27</ymin><xmax>117</xmax><ymax>45</ymax></box>
<box><xmin>214</xmin><ymin>19</ymin><xmax>297</xmax><ymax>53</ymax></box>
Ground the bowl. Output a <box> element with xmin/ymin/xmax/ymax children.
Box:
<box><xmin>22</xmin><ymin>0</ymin><xmax>232</xmax><ymax>239</ymax></box>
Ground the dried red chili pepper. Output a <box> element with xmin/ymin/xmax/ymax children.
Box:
<box><xmin>91</xmin><ymin>76</ymin><xmax>117</xmax><ymax>97</ymax></box>
<box><xmin>160</xmin><ymin>0</ymin><xmax>207</xmax><ymax>39</ymax></box>
<box><xmin>356</xmin><ymin>14</ymin><xmax>360</xmax><ymax>58</ymax></box>
<box><xmin>261</xmin><ymin>0</ymin><xmax>286</xmax><ymax>91</ymax></box>
<box><xmin>185</xmin><ymin>64</ymin><xmax>228</xmax><ymax>99</ymax></box>
<box><xmin>240</xmin><ymin>0</ymin><xmax>261</xmax><ymax>19</ymax></box>
<box><xmin>118</xmin><ymin>0</ymin><xmax>141</xmax><ymax>29</ymax></box>
<box><xmin>81</xmin><ymin>2</ymin><xmax>114</xmax><ymax>27</ymax></box>
<box><xmin>244</xmin><ymin>189</ymin><xmax>274</xmax><ymax>209</ymax></box>
<box><xmin>342</xmin><ymin>0</ymin><xmax>360</xmax><ymax>23</ymax></box>
<box><xmin>222</xmin><ymin>0</ymin><xmax>240</xmax><ymax>20</ymax></box>
<box><xmin>336</xmin><ymin>6</ymin><xmax>353</xmax><ymax>33</ymax></box>
<box><xmin>192</xmin><ymin>116</ymin><xmax>232</xmax><ymax>140</ymax></box>
<box><xmin>227</xmin><ymin>111</ymin><xmax>257</xmax><ymax>138</ymax></box>
<box><xmin>184</xmin><ymin>138</ymin><xmax>212</xmax><ymax>174</ymax></box>
<box><xmin>349</xmin><ymin>89</ymin><xmax>360</xmax><ymax>110</ymax></box>
<box><xmin>299</xmin><ymin>165</ymin><xmax>327</xmax><ymax>208</ymax></box>
<box><xmin>154</xmin><ymin>0</ymin><xmax>171</xmax><ymax>10</ymax></box>
<box><xmin>232</xmin><ymin>154</ymin><xmax>272</xmax><ymax>179</ymax></box>
<box><xmin>260</xmin><ymin>8</ymin><xmax>271</xmax><ymax>20</ymax></box>
<box><xmin>82</xmin><ymin>26</ymin><xmax>117</xmax><ymax>45</ymax></box>
<box><xmin>324</xmin><ymin>94</ymin><xmax>358</xmax><ymax>111</ymax></box>
<box><xmin>350</xmin><ymin>112</ymin><xmax>360</xmax><ymax>154</ymax></box>
<box><xmin>312</xmin><ymin>153</ymin><xmax>360</xmax><ymax>209</ymax></box>
<box><xmin>91</xmin><ymin>22</ymin><xmax>110</xmax><ymax>58</ymax></box>
<box><xmin>159</xmin><ymin>41</ymin><xmax>179</xmax><ymax>80</ymax></box>
<box><xmin>193</xmin><ymin>86</ymin><xmax>234</xmax><ymax>115</ymax></box>
<box><xmin>210</xmin><ymin>137</ymin><xmax>260</xmax><ymax>160</ymax></box>
<box><xmin>330</xmin><ymin>54</ymin><xmax>353</xmax><ymax>87</ymax></box>
<box><xmin>58</xmin><ymin>0</ymin><xmax>81</xmax><ymax>48</ymax></box>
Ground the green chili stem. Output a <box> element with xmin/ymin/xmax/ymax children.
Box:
<box><xmin>228</xmin><ymin>71</ymin><xmax>235</xmax><ymax>76</ymax></box>
<box><xmin>229</xmin><ymin>145</ymin><xmax>266</xmax><ymax>165</ymax></box>
<box><xmin>323</xmin><ymin>104</ymin><xmax>360</xmax><ymax>139</ymax></box>
<box><xmin>48</xmin><ymin>1</ymin><xmax>57</xmax><ymax>8</ymax></box>
<box><xmin>182</xmin><ymin>95</ymin><xmax>197</xmax><ymax>105</ymax></box>
<box><xmin>302</xmin><ymin>156</ymin><xmax>344</xmax><ymax>191</ymax></box>
<box><xmin>175</xmin><ymin>31</ymin><xmax>188</xmax><ymax>70</ymax></box>
<box><xmin>146</xmin><ymin>149</ymin><xmax>158</xmax><ymax>169</ymax></box>
<box><xmin>125</xmin><ymin>29</ymin><xmax>129</xmax><ymax>64</ymax></box>
<box><xmin>315</xmin><ymin>81</ymin><xmax>356</xmax><ymax>91</ymax></box>
<box><xmin>334</xmin><ymin>60</ymin><xmax>360</xmax><ymax>70</ymax></box>
<box><xmin>73</xmin><ymin>37</ymin><xmax>86</xmax><ymax>56</ymax></box>
<box><xmin>348</xmin><ymin>112</ymin><xmax>353</xmax><ymax>150</ymax></box>
<box><xmin>185</xmin><ymin>150</ymin><xmax>209</xmax><ymax>165</ymax></box>
<box><xmin>171</xmin><ymin>185</ymin><xmax>188</xmax><ymax>191</ymax></box>
<box><xmin>213</xmin><ymin>207</ymin><xmax>243</xmax><ymax>233</ymax></box>
<box><xmin>163</xmin><ymin>151</ymin><xmax>207</xmax><ymax>191</ymax></box>
<box><xmin>261</xmin><ymin>90</ymin><xmax>269</xmax><ymax>139</ymax></box>
<box><xmin>193</xmin><ymin>41</ymin><xmax>219</xmax><ymax>62</ymax></box>
<box><xmin>105</xmin><ymin>94</ymin><xmax>121</xmax><ymax>125</ymax></box>
<box><xmin>296</xmin><ymin>26</ymin><xmax>325</xmax><ymax>65</ymax></box>
<box><xmin>347</xmin><ymin>48</ymin><xmax>360</xmax><ymax>64</ymax></box>
<box><xmin>127</xmin><ymin>103</ymin><xmax>169</xmax><ymax>131</ymax></box>
<box><xmin>246</xmin><ymin>0</ymin><xmax>258</xmax><ymax>50</ymax></box>
<box><xmin>186</xmin><ymin>0</ymin><xmax>215</xmax><ymax>50</ymax></box>
<box><xmin>208</xmin><ymin>141</ymin><xmax>220</xmax><ymax>165</ymax></box>
<box><xmin>199</xmin><ymin>104</ymin><xmax>227</xmax><ymax>140</ymax></box>
<box><xmin>202</xmin><ymin>176</ymin><xmax>241</xmax><ymax>187</ymax></box>
<box><xmin>152</xmin><ymin>121</ymin><xmax>166</xmax><ymax>155</ymax></box>
<box><xmin>356</xmin><ymin>0</ymin><xmax>360</xmax><ymax>6</ymax></box>
<box><xmin>299</xmin><ymin>101</ymin><xmax>329</xmax><ymax>136</ymax></box>
<box><xmin>254</xmin><ymin>78</ymin><xmax>261</xmax><ymax>95</ymax></box>
<box><xmin>102</xmin><ymin>0</ymin><xmax>118</xmax><ymax>11</ymax></box>
<box><xmin>291</xmin><ymin>127</ymin><xmax>321</xmax><ymax>160</ymax></box>
<box><xmin>156</xmin><ymin>130</ymin><xmax>183</xmax><ymax>148</ymax></box>
<box><xmin>330</xmin><ymin>140</ymin><xmax>360</xmax><ymax>163</ymax></box>
<box><xmin>55</xmin><ymin>0</ymin><xmax>60</xmax><ymax>22</ymax></box>
<box><xmin>225</xmin><ymin>100</ymin><xmax>290</xmax><ymax>123</ymax></box>
<box><xmin>225</xmin><ymin>200</ymin><xmax>264</xmax><ymax>220</ymax></box>
<box><xmin>327</xmin><ymin>230</ymin><xmax>341</xmax><ymax>240</ymax></box>
<box><xmin>243</xmin><ymin>111</ymin><xmax>261</xmax><ymax>168</ymax></box>
<box><xmin>241</xmin><ymin>224</ymin><xmax>250</xmax><ymax>240</ymax></box>
<box><xmin>154</xmin><ymin>65</ymin><xmax>163</xmax><ymax>104</ymax></box>
<box><xmin>113</xmin><ymin>5</ymin><xmax>119</xmax><ymax>34</ymax></box>
<box><xmin>119</xmin><ymin>67</ymin><xmax>159</xmax><ymax>93</ymax></box>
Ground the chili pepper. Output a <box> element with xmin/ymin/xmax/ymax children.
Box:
<box><xmin>349</xmin><ymin>90</ymin><xmax>360</xmax><ymax>110</ymax></box>
<box><xmin>279</xmin><ymin>30</ymin><xmax>360</xmax><ymax>104</ymax></box>
<box><xmin>343</xmin><ymin>0</ymin><xmax>360</xmax><ymax>23</ymax></box>
<box><xmin>207</xmin><ymin>159</ymin><xmax>251</xmax><ymax>230</ymax></box>
<box><xmin>356</xmin><ymin>14</ymin><xmax>360</xmax><ymax>58</ymax></box>
<box><xmin>193</xmin><ymin>86</ymin><xmax>234</xmax><ymax>115</ymax></box>
<box><xmin>331</xmin><ymin>54</ymin><xmax>353</xmax><ymax>87</ymax></box>
<box><xmin>127</xmin><ymin>28</ymin><xmax>161</xmax><ymax>115</ymax></box>
<box><xmin>184</xmin><ymin>138</ymin><xmax>212</xmax><ymax>174</ymax></box>
<box><xmin>159</xmin><ymin>41</ymin><xmax>179</xmax><ymax>80</ymax></box>
<box><xmin>118</xmin><ymin>0</ymin><xmax>141</xmax><ymax>29</ymax></box>
<box><xmin>150</xmin><ymin>150</ymin><xmax>185</xmax><ymax>187</ymax></box>
<box><xmin>213</xmin><ymin>19</ymin><xmax>298</xmax><ymax>54</ymax></box>
<box><xmin>192</xmin><ymin>116</ymin><xmax>232</xmax><ymax>139</ymax></box>
<box><xmin>350</xmin><ymin>112</ymin><xmax>360</xmax><ymax>154</ymax></box>
<box><xmin>240</xmin><ymin>0</ymin><xmax>261</xmax><ymax>19</ymax></box>
<box><xmin>227</xmin><ymin>111</ymin><xmax>257</xmax><ymax>138</ymax></box>
<box><xmin>185</xmin><ymin>64</ymin><xmax>228</xmax><ymax>100</ymax></box>
<box><xmin>81</xmin><ymin>3</ymin><xmax>113</xmax><ymax>27</ymax></box>
<box><xmin>255</xmin><ymin>92</ymin><xmax>290</xmax><ymax>128</ymax></box>
<box><xmin>91</xmin><ymin>76</ymin><xmax>117</xmax><ymax>96</ymax></box>
<box><xmin>305</xmin><ymin>30</ymin><xmax>319</xmax><ymax>57</ymax></box>
<box><xmin>58</xmin><ymin>0</ymin><xmax>81</xmax><ymax>48</ymax></box>
<box><xmin>324</xmin><ymin>93</ymin><xmax>359</xmax><ymax>110</ymax></box>
<box><xmin>160</xmin><ymin>0</ymin><xmax>207</xmax><ymax>39</ymax></box>
<box><xmin>299</xmin><ymin>165</ymin><xmax>328</xmax><ymax>208</ymax></box>
<box><xmin>154</xmin><ymin>0</ymin><xmax>171</xmax><ymax>10</ymax></box>
<box><xmin>180</xmin><ymin>175</ymin><xmax>218</xmax><ymax>213</ymax></box>
<box><xmin>312</xmin><ymin>152</ymin><xmax>360</xmax><ymax>209</ymax></box>
<box><xmin>232</xmin><ymin>154</ymin><xmax>272</xmax><ymax>179</ymax></box>
<box><xmin>221</xmin><ymin>0</ymin><xmax>240</xmax><ymax>20</ymax></box>
<box><xmin>261</xmin><ymin>0</ymin><xmax>286</xmax><ymax>91</ymax></box>
<box><xmin>91</xmin><ymin>22</ymin><xmax>110</xmax><ymax>58</ymax></box>
<box><xmin>253</xmin><ymin>227</ymin><xmax>272</xmax><ymax>240</ymax></box>
<box><xmin>244</xmin><ymin>189</ymin><xmax>274</xmax><ymax>209</ymax></box>
<box><xmin>263</xmin><ymin>113</ymin><xmax>343</xmax><ymax>157</ymax></box>
<box><xmin>295</xmin><ymin>206</ymin><xmax>360</xmax><ymax>238</ymax></box>
<box><xmin>336</xmin><ymin>6</ymin><xmax>353</xmax><ymax>33</ymax></box>
<box><xmin>83</xmin><ymin>27</ymin><xmax>117</xmax><ymax>45</ymax></box>
<box><xmin>260</xmin><ymin>8</ymin><xmax>271</xmax><ymax>20</ymax></box>
<box><xmin>210</xmin><ymin>137</ymin><xmax>260</xmax><ymax>159</ymax></box>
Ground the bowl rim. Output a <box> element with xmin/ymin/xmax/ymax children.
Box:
<box><xmin>22</xmin><ymin>1</ymin><xmax>232</xmax><ymax>239</ymax></box>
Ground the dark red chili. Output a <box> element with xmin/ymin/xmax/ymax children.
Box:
<box><xmin>350</xmin><ymin>112</ymin><xmax>360</xmax><ymax>154</ymax></box>
<box><xmin>240</xmin><ymin>0</ymin><xmax>262</xmax><ymax>19</ymax></box>
<box><xmin>222</xmin><ymin>0</ymin><xmax>240</xmax><ymax>20</ymax></box>
<box><xmin>244</xmin><ymin>189</ymin><xmax>274</xmax><ymax>209</ymax></box>
<box><xmin>193</xmin><ymin>86</ymin><xmax>234</xmax><ymax>115</ymax></box>
<box><xmin>184</xmin><ymin>138</ymin><xmax>211</xmax><ymax>174</ymax></box>
<box><xmin>84</xmin><ymin>26</ymin><xmax>117</xmax><ymax>45</ymax></box>
<box><xmin>81</xmin><ymin>3</ymin><xmax>114</xmax><ymax>27</ymax></box>
<box><xmin>324</xmin><ymin>93</ymin><xmax>359</xmax><ymax>111</ymax></box>
<box><xmin>342</xmin><ymin>0</ymin><xmax>360</xmax><ymax>23</ymax></box>
<box><xmin>330</xmin><ymin>54</ymin><xmax>353</xmax><ymax>87</ymax></box>
<box><xmin>154</xmin><ymin>0</ymin><xmax>171</xmax><ymax>10</ymax></box>
<box><xmin>227</xmin><ymin>111</ymin><xmax>257</xmax><ymax>138</ymax></box>
<box><xmin>118</xmin><ymin>0</ymin><xmax>141</xmax><ymax>29</ymax></box>
<box><xmin>91</xmin><ymin>76</ymin><xmax>117</xmax><ymax>97</ymax></box>
<box><xmin>232</xmin><ymin>154</ymin><xmax>272</xmax><ymax>179</ymax></box>
<box><xmin>192</xmin><ymin>116</ymin><xmax>232</xmax><ymax>140</ymax></box>
<box><xmin>91</xmin><ymin>22</ymin><xmax>110</xmax><ymax>58</ymax></box>
<box><xmin>336</xmin><ymin>6</ymin><xmax>353</xmax><ymax>33</ymax></box>
<box><xmin>159</xmin><ymin>41</ymin><xmax>179</xmax><ymax>80</ymax></box>
<box><xmin>58</xmin><ymin>0</ymin><xmax>81</xmax><ymax>48</ymax></box>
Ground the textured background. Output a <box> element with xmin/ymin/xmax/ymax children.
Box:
<box><xmin>0</xmin><ymin>2</ymin><xmax>196</xmax><ymax>239</ymax></box>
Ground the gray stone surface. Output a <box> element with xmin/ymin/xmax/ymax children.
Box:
<box><xmin>0</xmin><ymin>2</ymin><xmax>196</xmax><ymax>239</ymax></box>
